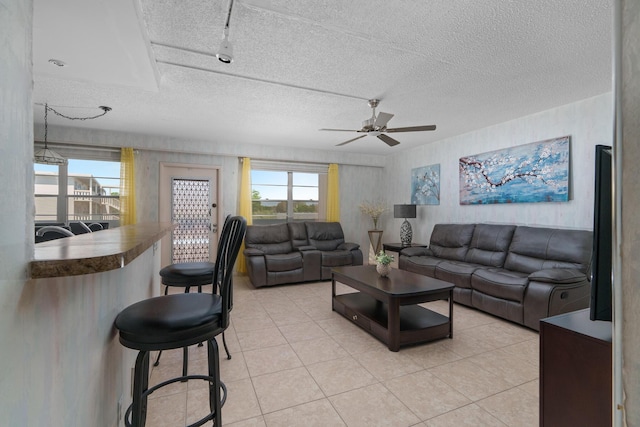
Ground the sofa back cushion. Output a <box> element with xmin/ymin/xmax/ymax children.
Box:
<box><xmin>244</xmin><ymin>223</ymin><xmax>292</xmax><ymax>255</ymax></box>
<box><xmin>504</xmin><ymin>226</ymin><xmax>592</xmax><ymax>274</ymax></box>
<box><xmin>306</xmin><ymin>222</ymin><xmax>345</xmax><ymax>251</ymax></box>
<box><xmin>287</xmin><ymin>222</ymin><xmax>309</xmax><ymax>248</ymax></box>
<box><xmin>465</xmin><ymin>224</ymin><xmax>516</xmax><ymax>267</ymax></box>
<box><xmin>429</xmin><ymin>224</ymin><xmax>475</xmax><ymax>261</ymax></box>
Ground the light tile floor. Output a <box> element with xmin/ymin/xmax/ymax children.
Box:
<box><xmin>142</xmin><ymin>274</ymin><xmax>540</xmax><ymax>426</ymax></box>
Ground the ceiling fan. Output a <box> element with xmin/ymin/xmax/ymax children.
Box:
<box><xmin>320</xmin><ymin>99</ymin><xmax>436</xmax><ymax>147</ymax></box>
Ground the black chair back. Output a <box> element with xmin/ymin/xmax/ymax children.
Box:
<box><xmin>35</xmin><ymin>226</ymin><xmax>75</xmax><ymax>243</ymax></box>
<box><xmin>214</xmin><ymin>215</ymin><xmax>246</xmax><ymax>329</ymax></box>
<box><xmin>69</xmin><ymin>221</ymin><xmax>92</xmax><ymax>234</ymax></box>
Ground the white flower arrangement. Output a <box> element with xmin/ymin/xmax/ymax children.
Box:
<box><xmin>359</xmin><ymin>200</ymin><xmax>387</xmax><ymax>229</ymax></box>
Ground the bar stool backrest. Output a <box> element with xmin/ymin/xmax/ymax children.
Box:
<box><xmin>214</xmin><ymin>215</ymin><xmax>246</xmax><ymax>330</ymax></box>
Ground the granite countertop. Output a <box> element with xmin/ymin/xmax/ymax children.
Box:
<box><xmin>31</xmin><ymin>222</ymin><xmax>173</xmax><ymax>279</ymax></box>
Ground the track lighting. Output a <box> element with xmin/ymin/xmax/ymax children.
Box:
<box><xmin>216</xmin><ymin>0</ymin><xmax>235</xmax><ymax>64</ymax></box>
<box><xmin>216</xmin><ymin>30</ymin><xmax>233</xmax><ymax>64</ymax></box>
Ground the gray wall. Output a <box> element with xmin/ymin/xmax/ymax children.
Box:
<box><xmin>620</xmin><ymin>0</ymin><xmax>639</xmax><ymax>423</ymax></box>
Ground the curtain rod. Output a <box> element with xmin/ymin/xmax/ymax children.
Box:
<box><xmin>33</xmin><ymin>140</ymin><xmax>135</xmax><ymax>154</ymax></box>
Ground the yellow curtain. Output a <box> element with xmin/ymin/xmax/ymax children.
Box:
<box><xmin>326</xmin><ymin>163</ymin><xmax>340</xmax><ymax>222</ymax></box>
<box><xmin>120</xmin><ymin>147</ymin><xmax>136</xmax><ymax>226</ymax></box>
<box><xmin>236</xmin><ymin>157</ymin><xmax>253</xmax><ymax>273</ymax></box>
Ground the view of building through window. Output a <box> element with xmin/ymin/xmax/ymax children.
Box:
<box><xmin>251</xmin><ymin>170</ymin><xmax>319</xmax><ymax>224</ymax></box>
<box><xmin>34</xmin><ymin>159</ymin><xmax>121</xmax><ymax>225</ymax></box>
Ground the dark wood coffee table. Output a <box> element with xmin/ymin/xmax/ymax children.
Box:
<box><xmin>332</xmin><ymin>265</ymin><xmax>454</xmax><ymax>351</ymax></box>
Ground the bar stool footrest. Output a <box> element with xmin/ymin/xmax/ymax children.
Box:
<box><xmin>124</xmin><ymin>374</ymin><xmax>226</xmax><ymax>427</ymax></box>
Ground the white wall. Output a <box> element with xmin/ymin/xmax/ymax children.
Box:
<box><xmin>20</xmin><ymin>248</ymin><xmax>161</xmax><ymax>426</ymax></box>
<box><xmin>0</xmin><ymin>0</ymin><xmax>34</xmax><ymax>423</ymax></box>
<box><xmin>381</xmin><ymin>93</ymin><xmax>613</xmax><ymax>243</ymax></box>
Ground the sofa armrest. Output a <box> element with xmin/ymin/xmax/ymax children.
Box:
<box><xmin>338</xmin><ymin>242</ymin><xmax>360</xmax><ymax>251</ymax></box>
<box><xmin>243</xmin><ymin>248</ymin><xmax>265</xmax><ymax>257</ymax></box>
<box><xmin>296</xmin><ymin>245</ymin><xmax>317</xmax><ymax>251</ymax></box>
<box><xmin>528</xmin><ymin>268</ymin><xmax>588</xmax><ymax>285</ymax></box>
<box><xmin>400</xmin><ymin>246</ymin><xmax>432</xmax><ymax>257</ymax></box>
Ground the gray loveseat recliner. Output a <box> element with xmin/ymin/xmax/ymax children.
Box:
<box><xmin>399</xmin><ymin>223</ymin><xmax>592</xmax><ymax>330</ymax></box>
<box><xmin>243</xmin><ymin>221</ymin><xmax>363</xmax><ymax>288</ymax></box>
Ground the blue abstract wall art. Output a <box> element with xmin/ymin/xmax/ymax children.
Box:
<box><xmin>411</xmin><ymin>164</ymin><xmax>440</xmax><ymax>205</ymax></box>
<box><xmin>459</xmin><ymin>136</ymin><xmax>570</xmax><ymax>205</ymax></box>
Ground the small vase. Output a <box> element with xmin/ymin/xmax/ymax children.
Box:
<box><xmin>376</xmin><ymin>263</ymin><xmax>391</xmax><ymax>277</ymax></box>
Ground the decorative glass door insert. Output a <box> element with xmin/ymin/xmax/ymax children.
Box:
<box><xmin>171</xmin><ymin>178</ymin><xmax>212</xmax><ymax>263</ymax></box>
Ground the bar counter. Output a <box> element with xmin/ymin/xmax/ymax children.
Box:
<box><xmin>31</xmin><ymin>222</ymin><xmax>173</xmax><ymax>279</ymax></box>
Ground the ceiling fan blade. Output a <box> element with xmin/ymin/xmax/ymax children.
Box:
<box><xmin>377</xmin><ymin>133</ymin><xmax>401</xmax><ymax>147</ymax></box>
<box><xmin>374</xmin><ymin>112</ymin><xmax>394</xmax><ymax>128</ymax></box>
<box><xmin>386</xmin><ymin>125</ymin><xmax>436</xmax><ymax>133</ymax></box>
<box><xmin>336</xmin><ymin>134</ymin><xmax>367</xmax><ymax>146</ymax></box>
<box><xmin>320</xmin><ymin>128</ymin><xmax>360</xmax><ymax>132</ymax></box>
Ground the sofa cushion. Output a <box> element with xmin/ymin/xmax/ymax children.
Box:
<box><xmin>429</xmin><ymin>224</ymin><xmax>475</xmax><ymax>261</ymax></box>
<box><xmin>287</xmin><ymin>222</ymin><xmax>309</xmax><ymax>248</ymax></box>
<box><xmin>306</xmin><ymin>222</ymin><xmax>345</xmax><ymax>251</ymax></box>
<box><xmin>265</xmin><ymin>252</ymin><xmax>303</xmax><ymax>272</ymax></box>
<box><xmin>465</xmin><ymin>224</ymin><xmax>516</xmax><ymax>267</ymax></box>
<box><xmin>471</xmin><ymin>267</ymin><xmax>529</xmax><ymax>303</ymax></box>
<box><xmin>320</xmin><ymin>250</ymin><xmax>353</xmax><ymax>267</ymax></box>
<box><xmin>435</xmin><ymin>261</ymin><xmax>486</xmax><ymax>288</ymax></box>
<box><xmin>504</xmin><ymin>226</ymin><xmax>592</xmax><ymax>274</ymax></box>
<box><xmin>245</xmin><ymin>223</ymin><xmax>292</xmax><ymax>255</ymax></box>
<box><xmin>399</xmin><ymin>255</ymin><xmax>442</xmax><ymax>278</ymax></box>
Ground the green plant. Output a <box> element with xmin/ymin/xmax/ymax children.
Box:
<box><xmin>375</xmin><ymin>251</ymin><xmax>394</xmax><ymax>265</ymax></box>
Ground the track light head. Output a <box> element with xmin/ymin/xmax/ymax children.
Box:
<box><xmin>216</xmin><ymin>35</ymin><xmax>233</xmax><ymax>64</ymax></box>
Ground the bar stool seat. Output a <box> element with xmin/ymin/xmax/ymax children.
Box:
<box><xmin>159</xmin><ymin>262</ymin><xmax>216</xmax><ymax>292</ymax></box>
<box><xmin>155</xmin><ymin>260</ymin><xmax>232</xmax><ymax>373</ymax></box>
<box><xmin>117</xmin><ymin>293</ymin><xmax>222</xmax><ymax>349</ymax></box>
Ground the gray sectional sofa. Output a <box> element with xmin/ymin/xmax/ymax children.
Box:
<box><xmin>399</xmin><ymin>223</ymin><xmax>592</xmax><ymax>330</ymax></box>
<box><xmin>243</xmin><ymin>221</ymin><xmax>363</xmax><ymax>287</ymax></box>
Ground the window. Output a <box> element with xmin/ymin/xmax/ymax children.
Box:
<box><xmin>251</xmin><ymin>162</ymin><xmax>327</xmax><ymax>225</ymax></box>
<box><xmin>34</xmin><ymin>158</ymin><xmax>121</xmax><ymax>226</ymax></box>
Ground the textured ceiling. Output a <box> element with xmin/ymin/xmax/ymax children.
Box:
<box><xmin>32</xmin><ymin>0</ymin><xmax>612</xmax><ymax>155</ymax></box>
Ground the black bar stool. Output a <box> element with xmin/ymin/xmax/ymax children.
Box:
<box><xmin>155</xmin><ymin>216</ymin><xmax>234</xmax><ymax>372</ymax></box>
<box><xmin>115</xmin><ymin>216</ymin><xmax>246</xmax><ymax>427</ymax></box>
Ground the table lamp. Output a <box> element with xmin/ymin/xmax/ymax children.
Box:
<box><xmin>394</xmin><ymin>204</ymin><xmax>417</xmax><ymax>246</ymax></box>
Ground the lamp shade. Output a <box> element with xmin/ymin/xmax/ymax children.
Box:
<box><xmin>394</xmin><ymin>204</ymin><xmax>416</xmax><ymax>219</ymax></box>
<box><xmin>34</xmin><ymin>147</ymin><xmax>67</xmax><ymax>165</ymax></box>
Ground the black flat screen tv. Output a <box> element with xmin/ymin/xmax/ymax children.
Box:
<box><xmin>590</xmin><ymin>144</ymin><xmax>613</xmax><ymax>322</ymax></box>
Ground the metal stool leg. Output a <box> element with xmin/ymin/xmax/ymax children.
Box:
<box><xmin>222</xmin><ymin>331</ymin><xmax>231</xmax><ymax>360</ymax></box>
<box><xmin>130</xmin><ymin>350</ymin><xmax>150</xmax><ymax>427</ymax></box>
<box><xmin>181</xmin><ymin>346</ymin><xmax>188</xmax><ymax>380</ymax></box>
<box><xmin>207</xmin><ymin>339</ymin><xmax>222</xmax><ymax>426</ymax></box>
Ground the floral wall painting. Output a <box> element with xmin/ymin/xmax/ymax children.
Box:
<box><xmin>411</xmin><ymin>164</ymin><xmax>440</xmax><ymax>205</ymax></box>
<box><xmin>459</xmin><ymin>136</ymin><xmax>570</xmax><ymax>205</ymax></box>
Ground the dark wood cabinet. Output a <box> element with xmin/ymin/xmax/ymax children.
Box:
<box><xmin>540</xmin><ymin>309</ymin><xmax>612</xmax><ymax>427</ymax></box>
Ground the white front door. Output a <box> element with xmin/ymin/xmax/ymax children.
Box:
<box><xmin>159</xmin><ymin>163</ymin><xmax>221</xmax><ymax>268</ymax></box>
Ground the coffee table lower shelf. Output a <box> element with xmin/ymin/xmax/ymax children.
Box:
<box><xmin>333</xmin><ymin>292</ymin><xmax>451</xmax><ymax>350</ymax></box>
